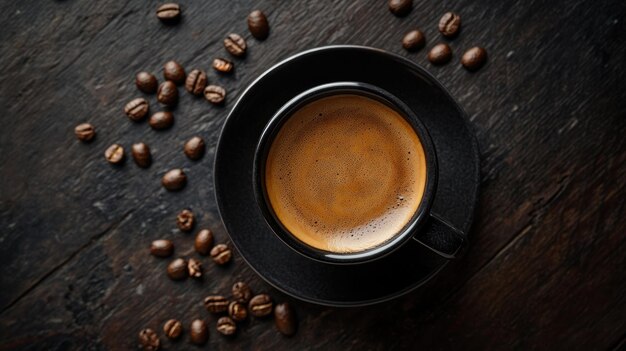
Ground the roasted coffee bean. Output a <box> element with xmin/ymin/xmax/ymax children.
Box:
<box><xmin>163</xmin><ymin>60</ymin><xmax>186</xmax><ymax>85</ymax></box>
<box><xmin>184</xmin><ymin>136</ymin><xmax>205</xmax><ymax>160</ymax></box>
<box><xmin>176</xmin><ymin>209</ymin><xmax>194</xmax><ymax>232</ymax></box>
<box><xmin>212</xmin><ymin>58</ymin><xmax>233</xmax><ymax>73</ymax></box>
<box><xmin>388</xmin><ymin>0</ymin><xmax>412</xmax><ymax>17</ymax></box>
<box><xmin>149</xmin><ymin>111</ymin><xmax>174</xmax><ymax>130</ymax></box>
<box><xmin>248</xmin><ymin>294</ymin><xmax>273</xmax><ymax>317</ymax></box>
<box><xmin>216</xmin><ymin>316</ymin><xmax>237</xmax><ymax>336</ymax></box>
<box><xmin>461</xmin><ymin>46</ymin><xmax>487</xmax><ymax>71</ymax></box>
<box><xmin>162</xmin><ymin>169</ymin><xmax>186</xmax><ymax>191</ymax></box>
<box><xmin>124</xmin><ymin>98</ymin><xmax>149</xmax><ymax>121</ymax></box>
<box><xmin>228</xmin><ymin>301</ymin><xmax>248</xmax><ymax>322</ymax></box>
<box><xmin>167</xmin><ymin>258</ymin><xmax>187</xmax><ymax>280</ymax></box>
<box><xmin>131</xmin><ymin>142</ymin><xmax>152</xmax><ymax>168</ymax></box>
<box><xmin>274</xmin><ymin>302</ymin><xmax>297</xmax><ymax>336</ymax></box>
<box><xmin>136</xmin><ymin>72</ymin><xmax>158</xmax><ymax>94</ymax></box>
<box><xmin>438</xmin><ymin>12</ymin><xmax>461</xmax><ymax>37</ymax></box>
<box><xmin>138</xmin><ymin>328</ymin><xmax>160</xmax><ymax>351</ymax></box>
<box><xmin>210</xmin><ymin>244</ymin><xmax>232</xmax><ymax>265</ymax></box>
<box><xmin>247</xmin><ymin>10</ymin><xmax>269</xmax><ymax>40</ymax></box>
<box><xmin>194</xmin><ymin>229</ymin><xmax>214</xmax><ymax>255</ymax></box>
<box><xmin>204</xmin><ymin>85</ymin><xmax>226</xmax><ymax>104</ymax></box>
<box><xmin>232</xmin><ymin>281</ymin><xmax>252</xmax><ymax>303</ymax></box>
<box><xmin>184</xmin><ymin>69</ymin><xmax>207</xmax><ymax>96</ymax></box>
<box><xmin>75</xmin><ymin>123</ymin><xmax>95</xmax><ymax>142</ymax></box>
<box><xmin>104</xmin><ymin>144</ymin><xmax>124</xmax><ymax>164</ymax></box>
<box><xmin>163</xmin><ymin>319</ymin><xmax>183</xmax><ymax>339</ymax></box>
<box><xmin>402</xmin><ymin>29</ymin><xmax>425</xmax><ymax>51</ymax></box>
<box><xmin>204</xmin><ymin>295</ymin><xmax>229</xmax><ymax>313</ymax></box>
<box><xmin>157</xmin><ymin>81</ymin><xmax>178</xmax><ymax>106</ymax></box>
<box><xmin>428</xmin><ymin>43</ymin><xmax>452</xmax><ymax>65</ymax></box>
<box><xmin>188</xmin><ymin>258</ymin><xmax>202</xmax><ymax>278</ymax></box>
<box><xmin>190</xmin><ymin>319</ymin><xmax>208</xmax><ymax>345</ymax></box>
<box><xmin>150</xmin><ymin>239</ymin><xmax>174</xmax><ymax>257</ymax></box>
<box><xmin>156</xmin><ymin>3</ymin><xmax>181</xmax><ymax>23</ymax></box>
<box><xmin>224</xmin><ymin>33</ymin><xmax>247</xmax><ymax>57</ymax></box>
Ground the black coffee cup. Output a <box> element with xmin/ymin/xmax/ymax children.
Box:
<box><xmin>253</xmin><ymin>82</ymin><xmax>465</xmax><ymax>264</ymax></box>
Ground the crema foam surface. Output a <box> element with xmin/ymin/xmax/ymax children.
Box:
<box><xmin>265</xmin><ymin>94</ymin><xmax>427</xmax><ymax>253</ymax></box>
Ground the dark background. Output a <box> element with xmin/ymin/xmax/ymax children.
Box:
<box><xmin>1</xmin><ymin>0</ymin><xmax>625</xmax><ymax>350</ymax></box>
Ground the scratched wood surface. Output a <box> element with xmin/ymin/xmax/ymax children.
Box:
<box><xmin>0</xmin><ymin>0</ymin><xmax>625</xmax><ymax>350</ymax></box>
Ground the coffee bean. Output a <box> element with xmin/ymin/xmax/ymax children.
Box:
<box><xmin>184</xmin><ymin>69</ymin><xmax>207</xmax><ymax>96</ymax></box>
<box><xmin>216</xmin><ymin>316</ymin><xmax>237</xmax><ymax>336</ymax></box>
<box><xmin>204</xmin><ymin>295</ymin><xmax>229</xmax><ymax>313</ymax></box>
<box><xmin>232</xmin><ymin>281</ymin><xmax>252</xmax><ymax>303</ymax></box>
<box><xmin>212</xmin><ymin>58</ymin><xmax>233</xmax><ymax>73</ymax></box>
<box><xmin>104</xmin><ymin>144</ymin><xmax>124</xmax><ymax>164</ymax></box>
<box><xmin>461</xmin><ymin>46</ymin><xmax>487</xmax><ymax>71</ymax></box>
<box><xmin>388</xmin><ymin>0</ymin><xmax>412</xmax><ymax>17</ymax></box>
<box><xmin>163</xmin><ymin>60</ymin><xmax>186</xmax><ymax>85</ymax></box>
<box><xmin>156</xmin><ymin>3</ymin><xmax>181</xmax><ymax>23</ymax></box>
<box><xmin>157</xmin><ymin>81</ymin><xmax>178</xmax><ymax>106</ymax></box>
<box><xmin>184</xmin><ymin>136</ymin><xmax>205</xmax><ymax>160</ymax></box>
<box><xmin>247</xmin><ymin>10</ymin><xmax>269</xmax><ymax>40</ymax></box>
<box><xmin>204</xmin><ymin>85</ymin><xmax>226</xmax><ymax>105</ymax></box>
<box><xmin>131</xmin><ymin>142</ymin><xmax>152</xmax><ymax>168</ymax></box>
<box><xmin>194</xmin><ymin>229</ymin><xmax>214</xmax><ymax>255</ymax></box>
<box><xmin>149</xmin><ymin>111</ymin><xmax>174</xmax><ymax>130</ymax></box>
<box><xmin>138</xmin><ymin>328</ymin><xmax>160</xmax><ymax>351</ymax></box>
<box><xmin>162</xmin><ymin>169</ymin><xmax>186</xmax><ymax>191</ymax></box>
<box><xmin>274</xmin><ymin>302</ymin><xmax>297</xmax><ymax>336</ymax></box>
<box><xmin>438</xmin><ymin>12</ymin><xmax>461</xmax><ymax>37</ymax></box>
<box><xmin>75</xmin><ymin>123</ymin><xmax>95</xmax><ymax>142</ymax></box>
<box><xmin>189</xmin><ymin>319</ymin><xmax>208</xmax><ymax>345</ymax></box>
<box><xmin>210</xmin><ymin>244</ymin><xmax>232</xmax><ymax>265</ymax></box>
<box><xmin>124</xmin><ymin>98</ymin><xmax>149</xmax><ymax>121</ymax></box>
<box><xmin>150</xmin><ymin>239</ymin><xmax>174</xmax><ymax>257</ymax></box>
<box><xmin>224</xmin><ymin>33</ymin><xmax>247</xmax><ymax>57</ymax></box>
<box><xmin>228</xmin><ymin>301</ymin><xmax>248</xmax><ymax>322</ymax></box>
<box><xmin>428</xmin><ymin>43</ymin><xmax>452</xmax><ymax>65</ymax></box>
<box><xmin>136</xmin><ymin>72</ymin><xmax>158</xmax><ymax>94</ymax></box>
<box><xmin>188</xmin><ymin>258</ymin><xmax>202</xmax><ymax>278</ymax></box>
<box><xmin>167</xmin><ymin>258</ymin><xmax>187</xmax><ymax>280</ymax></box>
<box><xmin>248</xmin><ymin>294</ymin><xmax>273</xmax><ymax>317</ymax></box>
<box><xmin>402</xmin><ymin>29</ymin><xmax>425</xmax><ymax>51</ymax></box>
<box><xmin>176</xmin><ymin>209</ymin><xmax>194</xmax><ymax>232</ymax></box>
<box><xmin>163</xmin><ymin>319</ymin><xmax>183</xmax><ymax>339</ymax></box>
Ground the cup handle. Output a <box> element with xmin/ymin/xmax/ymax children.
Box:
<box><xmin>412</xmin><ymin>213</ymin><xmax>466</xmax><ymax>259</ymax></box>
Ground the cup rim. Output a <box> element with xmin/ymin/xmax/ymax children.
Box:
<box><xmin>253</xmin><ymin>81</ymin><xmax>438</xmax><ymax>265</ymax></box>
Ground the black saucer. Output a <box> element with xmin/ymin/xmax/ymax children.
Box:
<box><xmin>214</xmin><ymin>46</ymin><xmax>480</xmax><ymax>306</ymax></box>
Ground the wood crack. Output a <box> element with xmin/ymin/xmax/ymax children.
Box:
<box><xmin>0</xmin><ymin>209</ymin><xmax>134</xmax><ymax>315</ymax></box>
<box><xmin>610</xmin><ymin>332</ymin><xmax>626</xmax><ymax>351</ymax></box>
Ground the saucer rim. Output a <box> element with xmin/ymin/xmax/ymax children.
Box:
<box><xmin>213</xmin><ymin>45</ymin><xmax>480</xmax><ymax>307</ymax></box>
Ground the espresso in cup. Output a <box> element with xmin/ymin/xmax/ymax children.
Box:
<box><xmin>264</xmin><ymin>94</ymin><xmax>427</xmax><ymax>253</ymax></box>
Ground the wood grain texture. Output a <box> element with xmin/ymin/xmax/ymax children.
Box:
<box><xmin>0</xmin><ymin>0</ymin><xmax>624</xmax><ymax>350</ymax></box>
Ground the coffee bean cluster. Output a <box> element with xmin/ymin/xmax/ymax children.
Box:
<box><xmin>76</xmin><ymin>0</ymin><xmax>266</xmax><ymax>189</ymax></box>
<box><xmin>139</xmin><ymin>284</ymin><xmax>297</xmax><ymax>348</ymax></box>
<box><xmin>79</xmin><ymin>56</ymin><xmax>212</xmax><ymax>191</ymax></box>
<box><xmin>72</xmin><ymin>4</ymin><xmax>270</xmax><ymax>191</ymax></box>
<box><xmin>148</xmin><ymin>208</ymin><xmax>233</xmax><ymax>280</ymax></box>
<box><xmin>127</xmin><ymin>8</ymin><xmax>288</xmax><ymax>349</ymax></box>
<box><xmin>144</xmin><ymin>211</ymin><xmax>298</xmax><ymax>348</ymax></box>
<box><xmin>389</xmin><ymin>2</ymin><xmax>488</xmax><ymax>71</ymax></box>
<box><xmin>202</xmin><ymin>282</ymin><xmax>298</xmax><ymax>338</ymax></box>
<box><xmin>110</xmin><ymin>55</ymin><xmax>218</xmax><ymax>191</ymax></box>
<box><xmin>71</xmin><ymin>4</ymin><xmax>293</xmax><ymax>349</ymax></box>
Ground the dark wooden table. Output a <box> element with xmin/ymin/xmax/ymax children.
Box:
<box><xmin>1</xmin><ymin>0</ymin><xmax>625</xmax><ymax>350</ymax></box>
